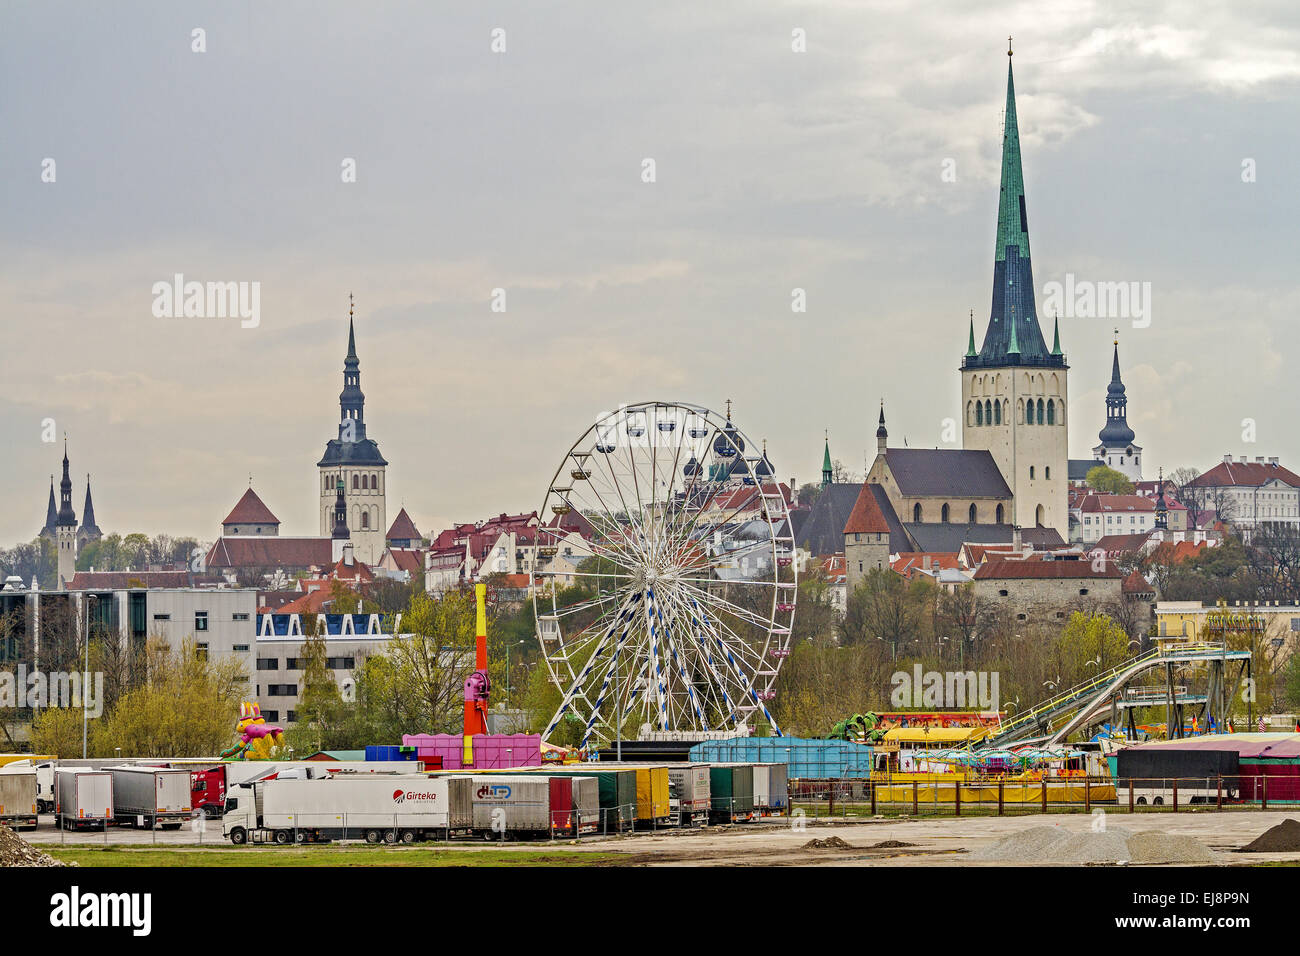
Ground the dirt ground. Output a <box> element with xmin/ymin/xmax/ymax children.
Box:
<box><xmin>25</xmin><ymin>811</ymin><xmax>1300</xmax><ymax>866</ymax></box>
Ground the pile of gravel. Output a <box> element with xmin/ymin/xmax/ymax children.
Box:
<box><xmin>971</xmin><ymin>825</ymin><xmax>1216</xmax><ymax>864</ymax></box>
<box><xmin>0</xmin><ymin>825</ymin><xmax>74</xmax><ymax>867</ymax></box>
<box><xmin>803</xmin><ymin>836</ymin><xmax>853</xmax><ymax>849</ymax></box>
<box><xmin>1236</xmin><ymin>818</ymin><xmax>1300</xmax><ymax>853</ymax></box>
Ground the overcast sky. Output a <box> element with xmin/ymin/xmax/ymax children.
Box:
<box><xmin>2</xmin><ymin>0</ymin><xmax>1297</xmax><ymax>544</ymax></box>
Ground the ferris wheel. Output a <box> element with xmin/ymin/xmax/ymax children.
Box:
<box><xmin>531</xmin><ymin>401</ymin><xmax>796</xmax><ymax>747</ymax></box>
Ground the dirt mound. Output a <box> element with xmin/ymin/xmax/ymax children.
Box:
<box><xmin>1236</xmin><ymin>819</ymin><xmax>1300</xmax><ymax>853</ymax></box>
<box><xmin>0</xmin><ymin>825</ymin><xmax>73</xmax><ymax>867</ymax></box>
<box><xmin>971</xmin><ymin>825</ymin><xmax>1215</xmax><ymax>864</ymax></box>
<box><xmin>865</xmin><ymin>840</ymin><xmax>916</xmax><ymax>849</ymax></box>
<box><xmin>803</xmin><ymin>836</ymin><xmax>853</xmax><ymax>850</ymax></box>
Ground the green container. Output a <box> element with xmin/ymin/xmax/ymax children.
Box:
<box><xmin>709</xmin><ymin>765</ymin><xmax>755</xmax><ymax>821</ymax></box>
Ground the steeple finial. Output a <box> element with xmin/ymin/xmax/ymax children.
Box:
<box><xmin>1008</xmin><ymin>35</ymin><xmax>1013</xmax><ymax>57</ymax></box>
<box><xmin>966</xmin><ymin>309</ymin><xmax>977</xmax><ymax>357</ymax></box>
<box><xmin>1051</xmin><ymin>311</ymin><xmax>1062</xmax><ymax>355</ymax></box>
<box><xmin>724</xmin><ymin>398</ymin><xmax>732</xmax><ymax>420</ymax></box>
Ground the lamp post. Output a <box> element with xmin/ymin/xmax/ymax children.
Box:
<box><xmin>83</xmin><ymin>595</ymin><xmax>97</xmax><ymax>759</ymax></box>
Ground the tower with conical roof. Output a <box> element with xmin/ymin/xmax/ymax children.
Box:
<box><xmin>78</xmin><ymin>474</ymin><xmax>103</xmax><ymax>547</ymax></box>
<box><xmin>1091</xmin><ymin>336</ymin><xmax>1142</xmax><ymax>481</ymax></box>
<box><xmin>960</xmin><ymin>42</ymin><xmax>1068</xmax><ymax>536</ymax></box>
<box><xmin>56</xmin><ymin>442</ymin><xmax>78</xmax><ymax>587</ymax></box>
<box><xmin>821</xmin><ymin>433</ymin><xmax>833</xmax><ymax>488</ymax></box>
<box><xmin>318</xmin><ymin>295</ymin><xmax>388</xmax><ymax>563</ymax></box>
<box><xmin>39</xmin><ymin>477</ymin><xmax>58</xmax><ymax>540</ymax></box>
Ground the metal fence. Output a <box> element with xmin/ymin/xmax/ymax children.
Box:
<box><xmin>789</xmin><ymin>775</ymin><xmax>1300</xmax><ymax>819</ymax></box>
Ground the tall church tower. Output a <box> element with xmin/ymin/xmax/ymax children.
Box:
<box><xmin>961</xmin><ymin>44</ymin><xmax>1068</xmax><ymax>537</ymax></box>
<box><xmin>1091</xmin><ymin>338</ymin><xmax>1142</xmax><ymax>481</ymax></box>
<box><xmin>317</xmin><ymin>297</ymin><xmax>388</xmax><ymax>563</ymax></box>
<box><xmin>56</xmin><ymin>442</ymin><xmax>78</xmax><ymax>587</ymax></box>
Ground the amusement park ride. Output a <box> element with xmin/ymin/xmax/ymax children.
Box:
<box><xmin>462</xmin><ymin>583</ymin><xmax>492</xmax><ymax>766</ymax></box>
<box><xmin>532</xmin><ymin>401</ymin><xmax>797</xmax><ymax>748</ymax></box>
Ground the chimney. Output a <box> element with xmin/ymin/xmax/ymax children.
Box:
<box><xmin>923</xmin><ymin>555</ymin><xmax>932</xmax><ymax>570</ymax></box>
<box><xmin>1256</xmin><ymin>456</ymin><xmax>1264</xmax><ymax>464</ymax></box>
<box><xmin>1223</xmin><ymin>454</ymin><xmax>1232</xmax><ymax>464</ymax></box>
<box><xmin>343</xmin><ymin>542</ymin><xmax>355</xmax><ymax>567</ymax></box>
<box><xmin>1239</xmin><ymin>456</ymin><xmax>1248</xmax><ymax>464</ymax></box>
<box><xmin>1012</xmin><ymin>525</ymin><xmax>1023</xmax><ymax>553</ymax></box>
<box><xmin>1270</xmin><ymin>457</ymin><xmax>1279</xmax><ymax>466</ymax></box>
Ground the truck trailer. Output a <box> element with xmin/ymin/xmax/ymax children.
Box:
<box><xmin>55</xmin><ymin>768</ymin><xmax>113</xmax><ymax>831</ymax></box>
<box><xmin>223</xmin><ymin>774</ymin><xmax>472</xmax><ymax>845</ymax></box>
<box><xmin>0</xmin><ymin>768</ymin><xmax>39</xmax><ymax>830</ymax></box>
<box><xmin>667</xmin><ymin>764</ymin><xmax>711</xmax><ymax>827</ymax></box>
<box><xmin>109</xmin><ymin>766</ymin><xmax>192</xmax><ymax>829</ymax></box>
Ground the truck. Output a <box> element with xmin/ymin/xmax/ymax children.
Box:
<box><xmin>55</xmin><ymin>768</ymin><xmax>113</xmax><ymax>831</ymax></box>
<box><xmin>667</xmin><ymin>764</ymin><xmax>711</xmax><ymax>827</ymax></box>
<box><xmin>0</xmin><ymin>759</ymin><xmax>57</xmax><ymax>813</ymax></box>
<box><xmin>0</xmin><ymin>768</ymin><xmax>39</xmax><ymax>830</ymax></box>
<box><xmin>223</xmin><ymin>774</ymin><xmax>471</xmax><ymax>845</ymax></box>
<box><xmin>108</xmin><ymin>766</ymin><xmax>192</xmax><ymax>829</ymax></box>
<box><xmin>467</xmin><ymin>774</ymin><xmax>555</xmax><ymax>839</ymax></box>
<box><xmin>171</xmin><ymin>759</ymin><xmax>425</xmax><ymax>818</ymax></box>
<box><xmin>708</xmin><ymin>764</ymin><xmax>755</xmax><ymax>823</ymax></box>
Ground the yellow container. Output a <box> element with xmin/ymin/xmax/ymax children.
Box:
<box><xmin>633</xmin><ymin>766</ymin><xmax>670</xmax><ymax>821</ymax></box>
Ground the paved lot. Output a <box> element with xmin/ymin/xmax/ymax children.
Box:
<box><xmin>23</xmin><ymin>810</ymin><xmax>1300</xmax><ymax>865</ymax></box>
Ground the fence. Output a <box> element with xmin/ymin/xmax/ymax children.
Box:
<box><xmin>789</xmin><ymin>775</ymin><xmax>1300</xmax><ymax>820</ymax></box>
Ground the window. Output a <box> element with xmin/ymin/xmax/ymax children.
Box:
<box><xmin>362</xmin><ymin>512</ymin><xmax>370</xmax><ymax>530</ymax></box>
<box><xmin>256</xmin><ymin>658</ymin><xmax>279</xmax><ymax>671</ymax></box>
<box><xmin>233</xmin><ymin>644</ymin><xmax>250</xmax><ymax>653</ymax></box>
<box><xmin>267</xmin><ymin>684</ymin><xmax>298</xmax><ymax>697</ymax></box>
<box><xmin>1056</xmin><ymin>611</ymin><xmax>1065</xmax><ymax>619</ymax></box>
<box><xmin>1046</xmin><ymin>399</ymin><xmax>1055</xmax><ymax>425</ymax></box>
<box><xmin>153</xmin><ymin>613</ymin><xmax>171</xmax><ymax>621</ymax></box>
<box><xmin>353</xmin><ymin>474</ymin><xmax>359</xmax><ymax>490</ymax></box>
<box><xmin>1029</xmin><ymin>466</ymin><xmax>1035</xmax><ymax>480</ymax></box>
<box><xmin>1079</xmin><ymin>588</ymin><xmax>1089</xmax><ymax>596</ymax></box>
<box><xmin>1016</xmin><ymin>613</ymin><xmax>1027</xmax><ymax>621</ymax></box>
<box><xmin>998</xmin><ymin>589</ymin><xmax>1009</xmax><ymax>597</ymax></box>
<box><xmin>233</xmin><ymin>612</ymin><xmax>249</xmax><ymax>621</ymax></box>
<box><xmin>1045</xmin><ymin>467</ymin><xmax>1051</xmax><ymax>480</ymax></box>
<box><xmin>195</xmin><ymin>642</ymin><xmax>209</xmax><ymax>661</ymax></box>
<box><xmin>1036</xmin><ymin>398</ymin><xmax>1045</xmax><ymax>424</ymax></box>
<box><xmin>913</xmin><ymin>503</ymin><xmax>922</xmax><ymax>522</ymax></box>
<box><xmin>969</xmin><ymin>503</ymin><xmax>977</xmax><ymax>523</ymax></box>
<box><xmin>287</xmin><ymin>711</ymin><xmax>298</xmax><ymax>723</ymax></box>
<box><xmin>285</xmin><ymin>658</ymin><xmax>300</xmax><ymax>670</ymax></box>
<box><xmin>263</xmin><ymin>711</ymin><xmax>279</xmax><ymax>722</ymax></box>
<box><xmin>195</xmin><ymin>611</ymin><xmax>209</xmax><ymax>632</ymax></box>
<box><xmin>996</xmin><ymin>504</ymin><xmax>1004</xmax><ymax>523</ymax></box>
<box><xmin>326</xmin><ymin>657</ymin><xmax>356</xmax><ymax>669</ymax></box>
<box><xmin>994</xmin><ymin>401</ymin><xmax>1002</xmax><ymax>425</ymax></box>
<box><xmin>941</xmin><ymin>503</ymin><xmax>950</xmax><ymax>523</ymax></box>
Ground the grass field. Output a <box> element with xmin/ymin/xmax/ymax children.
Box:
<box><xmin>46</xmin><ymin>845</ymin><xmax>625</xmax><ymax>867</ymax></box>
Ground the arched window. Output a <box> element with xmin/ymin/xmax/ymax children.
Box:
<box><xmin>1046</xmin><ymin>399</ymin><xmax>1055</xmax><ymax>425</ymax></box>
<box><xmin>352</xmin><ymin>474</ymin><xmax>359</xmax><ymax>491</ymax></box>
<box><xmin>996</xmin><ymin>503</ymin><xmax>1005</xmax><ymax>523</ymax></box>
<box><xmin>994</xmin><ymin>401</ymin><xmax>1002</xmax><ymax>425</ymax></box>
<box><xmin>1030</xmin><ymin>466</ymin><xmax>1035</xmax><ymax>480</ymax></box>
<box><xmin>976</xmin><ymin>402</ymin><xmax>983</xmax><ymax>426</ymax></box>
<box><xmin>967</xmin><ymin>401</ymin><xmax>974</xmax><ymax>427</ymax></box>
<box><xmin>984</xmin><ymin>400</ymin><xmax>993</xmax><ymax>425</ymax></box>
<box><xmin>371</xmin><ymin>473</ymin><xmax>378</xmax><ymax>490</ymax></box>
<box><xmin>913</xmin><ymin>503</ymin><xmax>922</xmax><ymax>522</ymax></box>
<box><xmin>1045</xmin><ymin>466</ymin><xmax>1051</xmax><ymax>480</ymax></box>
<box><xmin>362</xmin><ymin>474</ymin><xmax>369</xmax><ymax>490</ymax></box>
<box><xmin>1035</xmin><ymin>504</ymin><xmax>1045</xmax><ymax>527</ymax></box>
<box><xmin>361</xmin><ymin>511</ymin><xmax>370</xmax><ymax>530</ymax></box>
<box><xmin>1036</xmin><ymin>398</ymin><xmax>1045</xmax><ymax>424</ymax></box>
<box><xmin>969</xmin><ymin>503</ymin><xmax>978</xmax><ymax>523</ymax></box>
<box><xmin>1017</xmin><ymin>399</ymin><xmax>1025</xmax><ymax>424</ymax></box>
<box><xmin>941</xmin><ymin>503</ymin><xmax>950</xmax><ymax>523</ymax></box>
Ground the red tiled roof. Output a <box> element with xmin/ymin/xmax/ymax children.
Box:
<box><xmin>386</xmin><ymin>508</ymin><xmax>421</xmax><ymax>541</ymax></box>
<box><xmin>277</xmin><ymin>587</ymin><xmax>358</xmax><ymax>615</ymax></box>
<box><xmin>1091</xmin><ymin>532</ymin><xmax>1154</xmax><ymax>555</ymax></box>
<box><xmin>222</xmin><ymin>487</ymin><xmax>280</xmax><ymax>526</ymax></box>
<box><xmin>205</xmin><ymin>537</ymin><xmax>332</xmax><ymax>570</ymax></box>
<box><xmin>1075</xmin><ymin>493</ymin><xmax>1155</xmax><ymax>514</ymax></box>
<box><xmin>1122</xmin><ymin>569</ymin><xmax>1155</xmax><ymax>595</ymax></box>
<box><xmin>384</xmin><ymin>549</ymin><xmax>424</xmax><ymax>574</ymax></box>
<box><xmin>1190</xmin><ymin>460</ymin><xmax>1300</xmax><ymax>489</ymax></box>
<box><xmin>843</xmin><ymin>482</ymin><xmax>890</xmax><ymax>535</ymax></box>
<box><xmin>1147</xmin><ymin>540</ymin><xmax>1210</xmax><ymax>564</ymax></box>
<box><xmin>892</xmin><ymin>552</ymin><xmax>961</xmax><ymax>577</ymax></box>
<box><xmin>973</xmin><ymin>557</ymin><xmax>1123</xmax><ymax>581</ymax></box>
<box><xmin>67</xmin><ymin>570</ymin><xmax>223</xmax><ymax>590</ymax></box>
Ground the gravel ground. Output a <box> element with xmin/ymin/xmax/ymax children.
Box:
<box><xmin>0</xmin><ymin>825</ymin><xmax>75</xmax><ymax>867</ymax></box>
<box><xmin>971</xmin><ymin>824</ymin><xmax>1217</xmax><ymax>864</ymax></box>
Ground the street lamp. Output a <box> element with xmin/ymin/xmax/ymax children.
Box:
<box><xmin>83</xmin><ymin>595</ymin><xmax>97</xmax><ymax>759</ymax></box>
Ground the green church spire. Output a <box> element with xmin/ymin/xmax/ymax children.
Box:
<box><xmin>1007</xmin><ymin>305</ymin><xmax>1020</xmax><ymax>355</ymax></box>
<box><xmin>966</xmin><ymin>310</ymin><xmax>977</xmax><ymax>357</ymax></box>
<box><xmin>1051</xmin><ymin>313</ymin><xmax>1062</xmax><ymax>355</ymax></box>
<box><xmin>821</xmin><ymin>431</ymin><xmax>833</xmax><ymax>487</ymax></box>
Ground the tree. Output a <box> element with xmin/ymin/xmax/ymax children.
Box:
<box><xmin>1085</xmin><ymin>464</ymin><xmax>1135</xmax><ymax>495</ymax></box>
<box><xmin>381</xmin><ymin>589</ymin><xmax>477</xmax><ymax>734</ymax></box>
<box><xmin>790</xmin><ymin>569</ymin><xmax>838</xmax><ymax>647</ymax></box>
<box><xmin>796</xmin><ymin>482</ymin><xmax>821</xmax><ymax>507</ymax></box>
<box><xmin>285</xmin><ymin>632</ymin><xmax>347</xmax><ymax>754</ymax></box>
<box><xmin>841</xmin><ymin>569</ymin><xmax>916</xmax><ymax>660</ymax></box>
<box><xmin>936</xmin><ymin>584</ymin><xmax>995</xmax><ymax>666</ymax></box>
<box><xmin>30</xmin><ymin>706</ymin><xmax>85</xmax><ymax>758</ymax></box>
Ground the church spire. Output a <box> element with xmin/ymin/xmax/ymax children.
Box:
<box><xmin>1051</xmin><ymin>313</ymin><xmax>1062</xmax><ymax>356</ymax></box>
<box><xmin>821</xmin><ymin>431</ymin><xmax>833</xmax><ymax>487</ymax></box>
<box><xmin>80</xmin><ymin>473</ymin><xmax>102</xmax><ymax>540</ymax></box>
<box><xmin>966</xmin><ymin>46</ymin><xmax>1058</xmax><ymax>369</ymax></box>
<box><xmin>41</xmin><ymin>476</ymin><xmax>57</xmax><ymax>537</ymax></box>
<box><xmin>338</xmin><ymin>295</ymin><xmax>366</xmax><ymax>441</ymax></box>
<box><xmin>56</xmin><ymin>440</ymin><xmax>76</xmax><ymax>528</ymax></box>
<box><xmin>1098</xmin><ymin>334</ymin><xmax>1135</xmax><ymax>446</ymax></box>
<box><xmin>966</xmin><ymin>310</ymin><xmax>977</xmax><ymax>357</ymax></box>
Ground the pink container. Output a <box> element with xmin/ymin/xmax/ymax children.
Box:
<box><xmin>401</xmin><ymin>733</ymin><xmax>542</xmax><ymax>770</ymax></box>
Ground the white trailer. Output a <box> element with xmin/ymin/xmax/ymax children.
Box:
<box><xmin>0</xmin><ymin>759</ymin><xmax>55</xmax><ymax>814</ymax></box>
<box><xmin>109</xmin><ymin>766</ymin><xmax>192</xmax><ymax>829</ymax></box>
<box><xmin>55</xmin><ymin>769</ymin><xmax>113</xmax><ymax>831</ymax></box>
<box><xmin>223</xmin><ymin>774</ymin><xmax>472</xmax><ymax>846</ymax></box>
<box><xmin>0</xmin><ymin>768</ymin><xmax>39</xmax><ymax>830</ymax></box>
<box><xmin>667</xmin><ymin>765</ymin><xmax>711</xmax><ymax>827</ymax></box>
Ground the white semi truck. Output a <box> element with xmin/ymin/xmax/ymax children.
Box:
<box><xmin>55</xmin><ymin>768</ymin><xmax>113</xmax><ymax>831</ymax></box>
<box><xmin>223</xmin><ymin>774</ymin><xmax>472</xmax><ymax>845</ymax></box>
<box><xmin>0</xmin><ymin>767</ymin><xmax>39</xmax><ymax>830</ymax></box>
<box><xmin>108</xmin><ymin>766</ymin><xmax>192</xmax><ymax>829</ymax></box>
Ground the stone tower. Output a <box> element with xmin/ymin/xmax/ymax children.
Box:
<box><xmin>960</xmin><ymin>46</ymin><xmax>1068</xmax><ymax>537</ymax></box>
<box><xmin>56</xmin><ymin>443</ymin><xmax>78</xmax><ymax>587</ymax></box>
<box><xmin>317</xmin><ymin>297</ymin><xmax>388</xmax><ymax>563</ymax></box>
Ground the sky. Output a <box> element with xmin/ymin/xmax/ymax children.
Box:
<box><xmin>2</xmin><ymin>0</ymin><xmax>1298</xmax><ymax>545</ymax></box>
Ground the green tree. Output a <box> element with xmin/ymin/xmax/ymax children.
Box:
<box><xmin>1085</xmin><ymin>465</ymin><xmax>1135</xmax><ymax>495</ymax></box>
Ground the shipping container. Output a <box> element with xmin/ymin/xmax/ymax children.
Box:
<box><xmin>631</xmin><ymin>766</ymin><xmax>671</xmax><ymax>826</ymax></box>
<box><xmin>712</xmin><ymin>762</ymin><xmax>788</xmax><ymax>815</ymax></box>
<box><xmin>690</xmin><ymin>737</ymin><xmax>874</xmax><ymax>778</ymax></box>
<box><xmin>55</xmin><ymin>769</ymin><xmax>113</xmax><ymax>830</ymax></box>
<box><xmin>0</xmin><ymin>768</ymin><xmax>39</xmax><ymax>830</ymax></box>
<box><xmin>709</xmin><ymin>765</ymin><xmax>755</xmax><ymax>822</ymax></box>
<box><xmin>109</xmin><ymin>766</ymin><xmax>192</xmax><ymax>829</ymax></box>
<box><xmin>224</xmin><ymin>774</ymin><xmax>471</xmax><ymax>845</ymax></box>
<box><xmin>467</xmin><ymin>775</ymin><xmax>554</xmax><ymax>837</ymax></box>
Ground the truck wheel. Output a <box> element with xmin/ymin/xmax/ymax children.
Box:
<box><xmin>364</xmin><ymin>829</ymin><xmax>381</xmax><ymax>844</ymax></box>
<box><xmin>274</xmin><ymin>829</ymin><xmax>292</xmax><ymax>845</ymax></box>
<box><xmin>295</xmin><ymin>831</ymin><xmax>307</xmax><ymax>844</ymax></box>
<box><xmin>1153</xmin><ymin>796</ymin><xmax>1164</xmax><ymax>806</ymax></box>
<box><xmin>401</xmin><ymin>830</ymin><xmax>416</xmax><ymax>844</ymax></box>
<box><xmin>383</xmin><ymin>830</ymin><xmax>398</xmax><ymax>845</ymax></box>
<box><xmin>230</xmin><ymin>828</ymin><xmax>247</xmax><ymax>845</ymax></box>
